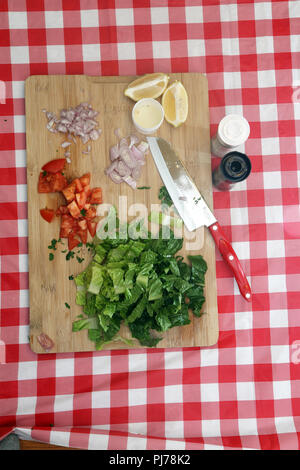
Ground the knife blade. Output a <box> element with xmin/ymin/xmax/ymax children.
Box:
<box><xmin>147</xmin><ymin>136</ymin><xmax>252</xmax><ymax>302</ymax></box>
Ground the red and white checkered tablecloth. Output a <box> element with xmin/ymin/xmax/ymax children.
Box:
<box><xmin>1</xmin><ymin>0</ymin><xmax>300</xmax><ymax>451</ymax></box>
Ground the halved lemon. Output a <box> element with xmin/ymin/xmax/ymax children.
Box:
<box><xmin>162</xmin><ymin>80</ymin><xmax>188</xmax><ymax>128</ymax></box>
<box><xmin>124</xmin><ymin>73</ymin><xmax>169</xmax><ymax>101</ymax></box>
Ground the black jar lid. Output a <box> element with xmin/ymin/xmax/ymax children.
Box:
<box><xmin>221</xmin><ymin>151</ymin><xmax>252</xmax><ymax>182</ymax></box>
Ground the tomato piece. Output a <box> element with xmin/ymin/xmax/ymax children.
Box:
<box><xmin>56</xmin><ymin>204</ymin><xmax>69</xmax><ymax>216</ymax></box>
<box><xmin>38</xmin><ymin>172</ymin><xmax>52</xmax><ymax>193</ymax></box>
<box><xmin>40</xmin><ymin>208</ymin><xmax>55</xmax><ymax>223</ymax></box>
<box><xmin>78</xmin><ymin>218</ymin><xmax>88</xmax><ymax>231</ymax></box>
<box><xmin>79</xmin><ymin>173</ymin><xmax>90</xmax><ymax>187</ymax></box>
<box><xmin>60</xmin><ymin>215</ymin><xmax>74</xmax><ymax>238</ymax></box>
<box><xmin>77</xmin><ymin>228</ymin><xmax>88</xmax><ymax>244</ymax></box>
<box><xmin>89</xmin><ymin>187</ymin><xmax>102</xmax><ymax>204</ymax></box>
<box><xmin>42</xmin><ymin>158</ymin><xmax>66</xmax><ymax>174</ymax></box>
<box><xmin>68</xmin><ymin>234</ymin><xmax>80</xmax><ymax>251</ymax></box>
<box><xmin>75</xmin><ymin>190</ymin><xmax>87</xmax><ymax>210</ymax></box>
<box><xmin>67</xmin><ymin>200</ymin><xmax>81</xmax><ymax>219</ymax></box>
<box><xmin>74</xmin><ymin>178</ymin><xmax>83</xmax><ymax>193</ymax></box>
<box><xmin>49</xmin><ymin>172</ymin><xmax>68</xmax><ymax>192</ymax></box>
<box><xmin>84</xmin><ymin>207</ymin><xmax>97</xmax><ymax>219</ymax></box>
<box><xmin>84</xmin><ymin>203</ymin><xmax>91</xmax><ymax>211</ymax></box>
<box><xmin>87</xmin><ymin>220</ymin><xmax>97</xmax><ymax>238</ymax></box>
<box><xmin>83</xmin><ymin>184</ymin><xmax>92</xmax><ymax>200</ymax></box>
<box><xmin>62</xmin><ymin>181</ymin><xmax>76</xmax><ymax>202</ymax></box>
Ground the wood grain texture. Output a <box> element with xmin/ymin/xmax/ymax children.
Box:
<box><xmin>25</xmin><ymin>73</ymin><xmax>219</xmax><ymax>353</ymax></box>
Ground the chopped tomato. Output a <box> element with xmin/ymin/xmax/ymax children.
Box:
<box><xmin>42</xmin><ymin>158</ymin><xmax>66</xmax><ymax>174</ymax></box>
<box><xmin>68</xmin><ymin>234</ymin><xmax>80</xmax><ymax>251</ymax></box>
<box><xmin>56</xmin><ymin>204</ymin><xmax>69</xmax><ymax>216</ymax></box>
<box><xmin>89</xmin><ymin>187</ymin><xmax>102</xmax><ymax>204</ymax></box>
<box><xmin>79</xmin><ymin>173</ymin><xmax>90</xmax><ymax>187</ymax></box>
<box><xmin>78</xmin><ymin>218</ymin><xmax>88</xmax><ymax>231</ymax></box>
<box><xmin>77</xmin><ymin>228</ymin><xmax>88</xmax><ymax>244</ymax></box>
<box><xmin>62</xmin><ymin>181</ymin><xmax>76</xmax><ymax>202</ymax></box>
<box><xmin>49</xmin><ymin>172</ymin><xmax>68</xmax><ymax>192</ymax></box>
<box><xmin>87</xmin><ymin>220</ymin><xmax>97</xmax><ymax>238</ymax></box>
<box><xmin>60</xmin><ymin>214</ymin><xmax>74</xmax><ymax>238</ymax></box>
<box><xmin>75</xmin><ymin>190</ymin><xmax>87</xmax><ymax>210</ymax></box>
<box><xmin>74</xmin><ymin>178</ymin><xmax>83</xmax><ymax>192</ymax></box>
<box><xmin>40</xmin><ymin>208</ymin><xmax>55</xmax><ymax>223</ymax></box>
<box><xmin>38</xmin><ymin>172</ymin><xmax>52</xmax><ymax>193</ymax></box>
<box><xmin>67</xmin><ymin>200</ymin><xmax>81</xmax><ymax>219</ymax></box>
<box><xmin>84</xmin><ymin>207</ymin><xmax>97</xmax><ymax>219</ymax></box>
<box><xmin>84</xmin><ymin>203</ymin><xmax>91</xmax><ymax>211</ymax></box>
<box><xmin>83</xmin><ymin>184</ymin><xmax>92</xmax><ymax>198</ymax></box>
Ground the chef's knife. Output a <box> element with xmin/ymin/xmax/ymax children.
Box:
<box><xmin>147</xmin><ymin>136</ymin><xmax>252</xmax><ymax>302</ymax></box>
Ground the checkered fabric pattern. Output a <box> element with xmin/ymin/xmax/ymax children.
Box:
<box><xmin>0</xmin><ymin>0</ymin><xmax>300</xmax><ymax>450</ymax></box>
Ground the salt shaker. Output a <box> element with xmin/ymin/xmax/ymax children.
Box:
<box><xmin>211</xmin><ymin>114</ymin><xmax>250</xmax><ymax>158</ymax></box>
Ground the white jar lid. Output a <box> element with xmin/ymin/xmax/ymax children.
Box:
<box><xmin>218</xmin><ymin>114</ymin><xmax>250</xmax><ymax>147</ymax></box>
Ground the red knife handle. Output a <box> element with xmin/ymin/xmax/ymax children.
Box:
<box><xmin>209</xmin><ymin>222</ymin><xmax>252</xmax><ymax>302</ymax></box>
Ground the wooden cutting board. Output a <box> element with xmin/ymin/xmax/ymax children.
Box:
<box><xmin>25</xmin><ymin>73</ymin><xmax>219</xmax><ymax>353</ymax></box>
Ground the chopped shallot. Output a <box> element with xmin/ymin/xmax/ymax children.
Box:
<box><xmin>105</xmin><ymin>130</ymin><xmax>149</xmax><ymax>190</ymax></box>
<box><xmin>43</xmin><ymin>102</ymin><xmax>102</xmax><ymax>146</ymax></box>
<box><xmin>37</xmin><ymin>333</ymin><xmax>54</xmax><ymax>352</ymax></box>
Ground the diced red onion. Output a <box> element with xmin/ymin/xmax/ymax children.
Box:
<box><xmin>37</xmin><ymin>333</ymin><xmax>54</xmax><ymax>351</ymax></box>
<box><xmin>117</xmin><ymin>160</ymin><xmax>131</xmax><ymax>177</ymax></box>
<box><xmin>109</xmin><ymin>170</ymin><xmax>123</xmax><ymax>184</ymax></box>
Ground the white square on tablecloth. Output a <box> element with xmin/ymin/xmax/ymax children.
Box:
<box><xmin>54</xmin><ymin>394</ymin><xmax>74</xmax><ymax>413</ymax></box>
<box><xmin>201</xmin><ymin>348</ymin><xmax>218</xmax><ymax>367</ymax></box>
<box><xmin>45</xmin><ymin>10</ymin><xmax>64</xmax><ymax>29</ymax></box>
<box><xmin>235</xmin><ymin>311</ymin><xmax>253</xmax><ymax>331</ymax></box>
<box><xmin>10</xmin><ymin>46</ymin><xmax>29</xmax><ymax>64</ymax></box>
<box><xmin>238</xmin><ymin>418</ymin><xmax>258</xmax><ymax>436</ymax></box>
<box><xmin>150</xmin><ymin>7</ymin><xmax>169</xmax><ymax>25</ymax></box>
<box><xmin>201</xmin><ymin>419</ymin><xmax>221</xmax><ymax>437</ymax></box>
<box><xmin>263</xmin><ymin>171</ymin><xmax>282</xmax><ymax>189</ymax></box>
<box><xmin>232</xmin><ymin>241</ymin><xmax>250</xmax><ymax>260</ymax></box>
<box><xmin>236</xmin><ymin>381</ymin><xmax>256</xmax><ymax>401</ymax></box>
<box><xmin>220</xmin><ymin>3</ymin><xmax>238</xmax><ymax>22</ymax></box>
<box><xmin>82</xmin><ymin>44</ymin><xmax>101</xmax><ymax>62</ymax></box>
<box><xmin>127</xmin><ymin>436</ymin><xmax>147</xmax><ymax>450</ymax></box>
<box><xmin>230</xmin><ymin>207</ymin><xmax>249</xmax><ymax>226</ymax></box>
<box><xmin>185</xmin><ymin>6</ymin><xmax>203</xmax><ymax>23</ymax></box>
<box><xmin>256</xmin><ymin>36</ymin><xmax>274</xmax><ymax>54</ymax></box>
<box><xmin>164</xmin><ymin>350</ymin><xmax>183</xmax><ymax>370</ymax></box>
<box><xmin>18</xmin><ymin>219</ymin><xmax>28</xmax><ymax>237</ymax></box>
<box><xmin>235</xmin><ymin>346</ymin><xmax>253</xmax><ymax>365</ymax></box>
<box><xmin>128</xmin><ymin>422</ymin><xmax>147</xmax><ymax>435</ymax></box>
<box><xmin>265</xmin><ymin>205</ymin><xmax>283</xmax><ymax>224</ymax></box>
<box><xmin>17</xmin><ymin>183</ymin><xmax>27</xmax><ymax>202</ymax></box>
<box><xmin>273</xmin><ymin>380</ymin><xmax>291</xmax><ymax>400</ymax></box>
<box><xmin>165</xmin><ymin>420</ymin><xmax>184</xmax><ymax>438</ymax></box>
<box><xmin>128</xmin><ymin>353</ymin><xmax>147</xmax><ymax>372</ymax></box>
<box><xmin>18</xmin><ymin>361</ymin><xmax>37</xmax><ymax>380</ymax></box>
<box><xmin>152</xmin><ymin>41</ymin><xmax>171</xmax><ymax>59</ymax></box>
<box><xmin>12</xmin><ymin>81</ymin><xmax>25</xmax><ymax>99</ymax></box>
<box><xmin>201</xmin><ymin>383</ymin><xmax>219</xmax><ymax>402</ymax></box>
<box><xmin>14</xmin><ymin>115</ymin><xmax>25</xmax><ymax>134</ymax></box>
<box><xmin>258</xmin><ymin>69</ymin><xmax>276</xmax><ymax>88</ymax></box>
<box><xmin>19</xmin><ymin>254</ymin><xmax>28</xmax><ymax>273</ymax></box>
<box><xmin>80</xmin><ymin>9</ymin><xmax>99</xmax><ymax>28</ymax></box>
<box><xmin>19</xmin><ymin>325</ymin><xmax>29</xmax><ymax>344</ymax></box>
<box><xmin>261</xmin><ymin>137</ymin><xmax>280</xmax><ymax>155</ymax></box>
<box><xmin>259</xmin><ymin>103</ymin><xmax>278</xmax><ymax>122</ymax></box>
<box><xmin>88</xmin><ymin>432</ymin><xmax>109</xmax><ymax>450</ymax></box>
<box><xmin>164</xmin><ymin>384</ymin><xmax>183</xmax><ymax>403</ymax></box>
<box><xmin>293</xmin><ymin>101</ymin><xmax>300</xmax><ymax>119</ymax></box>
<box><xmin>92</xmin><ymin>355</ymin><xmax>110</xmax><ymax>375</ymax></box>
<box><xmin>115</xmin><ymin>8</ymin><xmax>134</xmax><ymax>26</ymax></box>
<box><xmin>269</xmin><ymin>309</ymin><xmax>289</xmax><ymax>328</ymax></box>
<box><xmin>267</xmin><ymin>239</ymin><xmax>285</xmax><ymax>258</ymax></box>
<box><xmin>8</xmin><ymin>11</ymin><xmax>28</xmax><ymax>29</ymax></box>
<box><xmin>224</xmin><ymin>71</ymin><xmax>242</xmax><ymax>90</ymax></box>
<box><xmin>50</xmin><ymin>430</ymin><xmax>71</xmax><ymax>448</ymax></box>
<box><xmin>165</xmin><ymin>438</ymin><xmax>186</xmax><ymax>450</ymax></box>
<box><xmin>254</xmin><ymin>2</ymin><xmax>272</xmax><ymax>20</ymax></box>
<box><xmin>288</xmin><ymin>0</ymin><xmax>300</xmax><ymax>18</ymax></box>
<box><xmin>117</xmin><ymin>42</ymin><xmax>136</xmax><ymax>61</ymax></box>
<box><xmin>55</xmin><ymin>358</ymin><xmax>74</xmax><ymax>377</ymax></box>
<box><xmin>15</xmin><ymin>150</ymin><xmax>27</xmax><ymax>168</ymax></box>
<box><xmin>187</xmin><ymin>39</ymin><xmax>205</xmax><ymax>57</ymax></box>
<box><xmin>275</xmin><ymin>416</ymin><xmax>296</xmax><ymax>434</ymax></box>
<box><xmin>17</xmin><ymin>396</ymin><xmax>37</xmax><ymax>415</ymax></box>
<box><xmin>268</xmin><ymin>274</ymin><xmax>287</xmax><ymax>293</ymax></box>
<box><xmin>222</xmin><ymin>37</ymin><xmax>240</xmax><ymax>56</ymax></box>
<box><xmin>128</xmin><ymin>388</ymin><xmax>147</xmax><ymax>407</ymax></box>
<box><xmin>91</xmin><ymin>390</ymin><xmax>110</xmax><ymax>408</ymax></box>
<box><xmin>271</xmin><ymin>344</ymin><xmax>290</xmax><ymax>364</ymax></box>
<box><xmin>19</xmin><ymin>289</ymin><xmax>29</xmax><ymax>308</ymax></box>
<box><xmin>47</xmin><ymin>45</ymin><xmax>65</xmax><ymax>63</ymax></box>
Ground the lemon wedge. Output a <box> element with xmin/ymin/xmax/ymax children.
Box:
<box><xmin>124</xmin><ymin>73</ymin><xmax>169</xmax><ymax>101</ymax></box>
<box><xmin>162</xmin><ymin>80</ymin><xmax>188</xmax><ymax>127</ymax></box>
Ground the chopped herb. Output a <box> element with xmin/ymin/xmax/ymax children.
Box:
<box><xmin>68</xmin><ymin>275</ymin><xmax>74</xmax><ymax>280</ymax></box>
<box><xmin>137</xmin><ymin>186</ymin><xmax>151</xmax><ymax>190</ymax></box>
<box><xmin>65</xmin><ymin>302</ymin><xmax>70</xmax><ymax>309</ymax></box>
<box><xmin>42</xmin><ymin>170</ymin><xmax>47</xmax><ymax>177</ymax></box>
<box><xmin>78</xmin><ymin>242</ymin><xmax>83</xmax><ymax>247</ymax></box>
<box><xmin>49</xmin><ymin>253</ymin><xmax>54</xmax><ymax>261</ymax></box>
<box><xmin>66</xmin><ymin>250</ymin><xmax>75</xmax><ymax>260</ymax></box>
<box><xmin>48</xmin><ymin>238</ymin><xmax>58</xmax><ymax>250</ymax></box>
<box><xmin>80</xmin><ymin>209</ymin><xmax>86</xmax><ymax>217</ymax></box>
<box><xmin>76</xmin><ymin>256</ymin><xmax>84</xmax><ymax>263</ymax></box>
<box><xmin>61</xmin><ymin>249</ymin><xmax>68</xmax><ymax>253</ymax></box>
<box><xmin>158</xmin><ymin>186</ymin><xmax>173</xmax><ymax>208</ymax></box>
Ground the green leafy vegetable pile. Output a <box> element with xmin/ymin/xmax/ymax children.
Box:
<box><xmin>72</xmin><ymin>220</ymin><xmax>207</xmax><ymax>350</ymax></box>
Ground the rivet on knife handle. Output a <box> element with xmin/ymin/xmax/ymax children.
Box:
<box><xmin>209</xmin><ymin>222</ymin><xmax>252</xmax><ymax>302</ymax></box>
